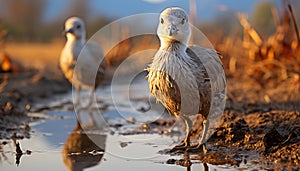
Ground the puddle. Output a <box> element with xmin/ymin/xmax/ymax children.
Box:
<box><xmin>0</xmin><ymin>78</ymin><xmax>266</xmax><ymax>171</ymax></box>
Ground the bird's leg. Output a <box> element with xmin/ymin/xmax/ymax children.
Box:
<box><xmin>88</xmin><ymin>112</ymin><xmax>97</xmax><ymax>126</ymax></box>
<box><xmin>75</xmin><ymin>102</ymin><xmax>83</xmax><ymax>125</ymax></box>
<box><xmin>172</xmin><ymin>115</ymin><xmax>193</xmax><ymax>150</ymax></box>
<box><xmin>74</xmin><ymin>87</ymin><xmax>81</xmax><ymax>108</ymax></box>
<box><xmin>187</xmin><ymin>119</ymin><xmax>209</xmax><ymax>153</ymax></box>
<box><xmin>86</xmin><ymin>87</ymin><xmax>95</xmax><ymax>112</ymax></box>
<box><xmin>74</xmin><ymin>87</ymin><xmax>83</xmax><ymax>125</ymax></box>
<box><xmin>183</xmin><ymin>116</ymin><xmax>192</xmax><ymax>147</ymax></box>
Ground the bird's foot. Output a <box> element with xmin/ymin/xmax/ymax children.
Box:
<box><xmin>170</xmin><ymin>141</ymin><xmax>190</xmax><ymax>153</ymax></box>
<box><xmin>87</xmin><ymin>118</ymin><xmax>96</xmax><ymax>127</ymax></box>
<box><xmin>87</xmin><ymin>106</ymin><xmax>93</xmax><ymax>114</ymax></box>
<box><xmin>75</xmin><ymin>102</ymin><xmax>93</xmax><ymax>113</ymax></box>
<box><xmin>186</xmin><ymin>143</ymin><xmax>207</xmax><ymax>153</ymax></box>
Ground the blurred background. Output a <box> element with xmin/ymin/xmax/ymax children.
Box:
<box><xmin>1</xmin><ymin>0</ymin><xmax>297</xmax><ymax>42</ymax></box>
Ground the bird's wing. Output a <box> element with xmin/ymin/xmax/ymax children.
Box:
<box><xmin>75</xmin><ymin>41</ymin><xmax>106</xmax><ymax>87</ymax></box>
<box><xmin>187</xmin><ymin>45</ymin><xmax>226</xmax><ymax>94</ymax></box>
<box><xmin>86</xmin><ymin>41</ymin><xmax>106</xmax><ymax>86</ymax></box>
<box><xmin>85</xmin><ymin>41</ymin><xmax>106</xmax><ymax>73</ymax></box>
<box><xmin>187</xmin><ymin>45</ymin><xmax>226</xmax><ymax>126</ymax></box>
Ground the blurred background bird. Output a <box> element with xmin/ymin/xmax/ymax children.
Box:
<box><xmin>147</xmin><ymin>7</ymin><xmax>226</xmax><ymax>153</ymax></box>
<box><xmin>60</xmin><ymin>17</ymin><xmax>106</xmax><ymax>110</ymax></box>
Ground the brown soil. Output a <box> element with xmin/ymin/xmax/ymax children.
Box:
<box><xmin>164</xmin><ymin>75</ymin><xmax>300</xmax><ymax>169</ymax></box>
<box><xmin>0</xmin><ymin>71</ymin><xmax>71</xmax><ymax>139</ymax></box>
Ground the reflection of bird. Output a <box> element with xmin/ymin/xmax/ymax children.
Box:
<box><xmin>62</xmin><ymin>123</ymin><xmax>106</xmax><ymax>171</ymax></box>
<box><xmin>60</xmin><ymin>17</ymin><xmax>106</xmax><ymax>109</ymax></box>
<box><xmin>147</xmin><ymin>7</ymin><xmax>225</xmax><ymax>152</ymax></box>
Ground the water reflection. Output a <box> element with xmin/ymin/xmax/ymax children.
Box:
<box><xmin>179</xmin><ymin>152</ymin><xmax>208</xmax><ymax>171</ymax></box>
<box><xmin>171</xmin><ymin>149</ymin><xmax>248</xmax><ymax>171</ymax></box>
<box><xmin>62</xmin><ymin>122</ymin><xmax>106</xmax><ymax>171</ymax></box>
<box><xmin>11</xmin><ymin>134</ymin><xmax>32</xmax><ymax>167</ymax></box>
<box><xmin>177</xmin><ymin>149</ymin><xmax>249</xmax><ymax>171</ymax></box>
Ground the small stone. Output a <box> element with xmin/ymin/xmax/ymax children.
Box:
<box><xmin>4</xmin><ymin>102</ymin><xmax>13</xmax><ymax>113</ymax></box>
<box><xmin>263</xmin><ymin>127</ymin><xmax>285</xmax><ymax>151</ymax></box>
<box><xmin>127</xmin><ymin>117</ymin><xmax>136</xmax><ymax>124</ymax></box>
<box><xmin>120</xmin><ymin>142</ymin><xmax>128</xmax><ymax>148</ymax></box>
<box><xmin>26</xmin><ymin>150</ymin><xmax>32</xmax><ymax>155</ymax></box>
<box><xmin>141</xmin><ymin>124</ymin><xmax>148</xmax><ymax>131</ymax></box>
<box><xmin>25</xmin><ymin>104</ymin><xmax>31</xmax><ymax>111</ymax></box>
<box><xmin>166</xmin><ymin>158</ymin><xmax>176</xmax><ymax>164</ymax></box>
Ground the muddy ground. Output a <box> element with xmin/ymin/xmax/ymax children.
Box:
<box><xmin>0</xmin><ymin>71</ymin><xmax>70</xmax><ymax>139</ymax></box>
<box><xmin>0</xmin><ymin>68</ymin><xmax>299</xmax><ymax>170</ymax></box>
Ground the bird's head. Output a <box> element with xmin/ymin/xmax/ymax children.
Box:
<box><xmin>63</xmin><ymin>17</ymin><xmax>86</xmax><ymax>41</ymax></box>
<box><xmin>157</xmin><ymin>7</ymin><xmax>191</xmax><ymax>47</ymax></box>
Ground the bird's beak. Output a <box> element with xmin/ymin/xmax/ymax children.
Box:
<box><xmin>63</xmin><ymin>28</ymin><xmax>74</xmax><ymax>36</ymax></box>
<box><xmin>169</xmin><ymin>24</ymin><xmax>177</xmax><ymax>36</ymax></box>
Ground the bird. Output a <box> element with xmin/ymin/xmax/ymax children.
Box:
<box><xmin>60</xmin><ymin>17</ymin><xmax>106</xmax><ymax>110</ymax></box>
<box><xmin>147</xmin><ymin>7</ymin><xmax>226</xmax><ymax>152</ymax></box>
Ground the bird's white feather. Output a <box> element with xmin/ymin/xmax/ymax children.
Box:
<box><xmin>60</xmin><ymin>17</ymin><xmax>105</xmax><ymax>90</ymax></box>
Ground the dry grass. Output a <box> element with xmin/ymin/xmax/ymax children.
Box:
<box><xmin>3</xmin><ymin>40</ymin><xmax>64</xmax><ymax>77</ymax></box>
<box><xmin>212</xmin><ymin>6</ymin><xmax>300</xmax><ymax>104</ymax></box>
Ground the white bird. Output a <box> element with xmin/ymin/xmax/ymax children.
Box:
<box><xmin>147</xmin><ymin>7</ymin><xmax>226</xmax><ymax>152</ymax></box>
<box><xmin>60</xmin><ymin>17</ymin><xmax>106</xmax><ymax>110</ymax></box>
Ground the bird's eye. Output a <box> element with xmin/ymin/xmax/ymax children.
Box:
<box><xmin>76</xmin><ymin>25</ymin><xmax>81</xmax><ymax>29</ymax></box>
<box><xmin>160</xmin><ymin>18</ymin><xmax>164</xmax><ymax>24</ymax></box>
<box><xmin>181</xmin><ymin>19</ymin><xmax>185</xmax><ymax>24</ymax></box>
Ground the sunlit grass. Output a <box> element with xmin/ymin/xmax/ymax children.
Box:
<box><xmin>4</xmin><ymin>40</ymin><xmax>64</xmax><ymax>75</ymax></box>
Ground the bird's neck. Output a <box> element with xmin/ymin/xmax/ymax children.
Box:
<box><xmin>66</xmin><ymin>34</ymin><xmax>85</xmax><ymax>44</ymax></box>
<box><xmin>153</xmin><ymin>40</ymin><xmax>191</xmax><ymax>67</ymax></box>
<box><xmin>66</xmin><ymin>37</ymin><xmax>85</xmax><ymax>49</ymax></box>
<box><xmin>159</xmin><ymin>40</ymin><xmax>187</xmax><ymax>53</ymax></box>
<box><xmin>151</xmin><ymin>39</ymin><xmax>194</xmax><ymax>84</ymax></box>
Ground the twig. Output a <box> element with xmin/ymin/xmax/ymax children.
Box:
<box><xmin>288</xmin><ymin>3</ymin><xmax>300</xmax><ymax>43</ymax></box>
<box><xmin>189</xmin><ymin>0</ymin><xmax>197</xmax><ymax>25</ymax></box>
<box><xmin>0</xmin><ymin>75</ymin><xmax>8</xmax><ymax>92</ymax></box>
<box><xmin>15</xmin><ymin>142</ymin><xmax>23</xmax><ymax>154</ymax></box>
<box><xmin>271</xmin><ymin>6</ymin><xmax>280</xmax><ymax>27</ymax></box>
<box><xmin>15</xmin><ymin>142</ymin><xmax>23</xmax><ymax>167</ymax></box>
<box><xmin>236</xmin><ymin>13</ymin><xmax>263</xmax><ymax>46</ymax></box>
